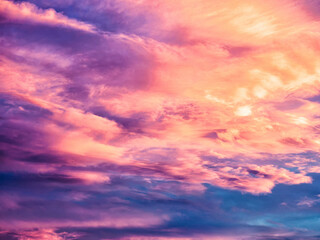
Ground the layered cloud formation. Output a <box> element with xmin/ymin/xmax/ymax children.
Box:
<box><xmin>2</xmin><ymin>0</ymin><xmax>320</xmax><ymax>239</ymax></box>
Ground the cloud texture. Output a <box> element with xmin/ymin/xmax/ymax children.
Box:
<box><xmin>1</xmin><ymin>0</ymin><xmax>320</xmax><ymax>239</ymax></box>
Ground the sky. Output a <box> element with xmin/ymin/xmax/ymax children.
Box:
<box><xmin>1</xmin><ymin>0</ymin><xmax>320</xmax><ymax>239</ymax></box>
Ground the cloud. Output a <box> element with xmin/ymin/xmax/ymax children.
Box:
<box><xmin>297</xmin><ymin>196</ymin><xmax>320</xmax><ymax>207</ymax></box>
<box><xmin>0</xmin><ymin>229</ymin><xmax>80</xmax><ymax>240</ymax></box>
<box><xmin>0</xmin><ymin>0</ymin><xmax>96</xmax><ymax>32</ymax></box>
<box><xmin>2</xmin><ymin>0</ymin><xmax>320</xmax><ymax>239</ymax></box>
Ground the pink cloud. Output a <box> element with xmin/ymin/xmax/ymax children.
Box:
<box><xmin>2</xmin><ymin>229</ymin><xmax>80</xmax><ymax>240</ymax></box>
<box><xmin>2</xmin><ymin>0</ymin><xmax>320</xmax><ymax>196</ymax></box>
<box><xmin>0</xmin><ymin>0</ymin><xmax>96</xmax><ymax>32</ymax></box>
